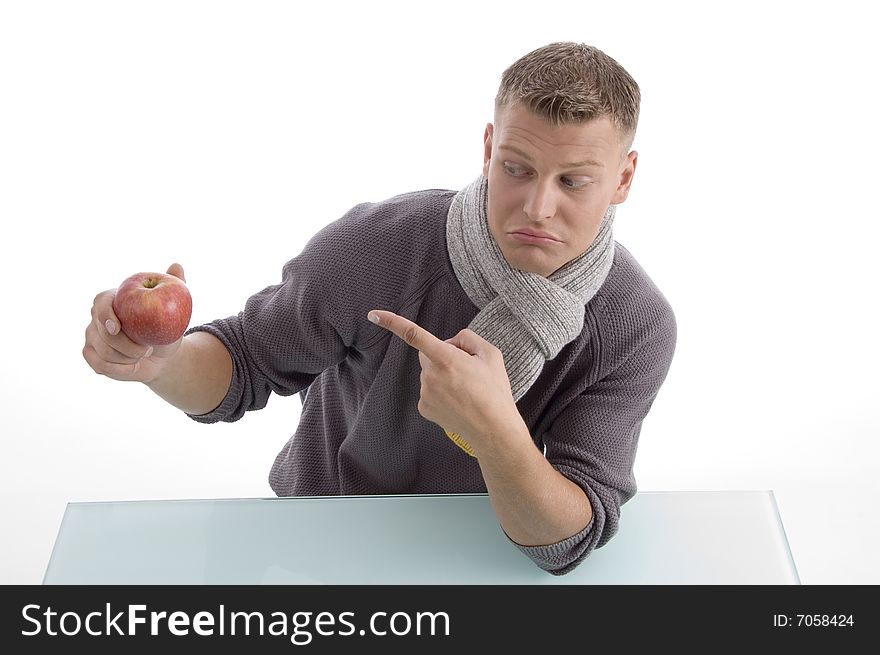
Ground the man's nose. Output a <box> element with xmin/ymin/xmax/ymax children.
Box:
<box><xmin>523</xmin><ymin>178</ymin><xmax>557</xmax><ymax>222</ymax></box>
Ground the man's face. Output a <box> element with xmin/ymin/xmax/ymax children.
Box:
<box><xmin>482</xmin><ymin>104</ymin><xmax>638</xmax><ymax>277</ymax></box>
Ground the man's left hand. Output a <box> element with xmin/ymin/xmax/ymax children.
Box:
<box><xmin>368</xmin><ymin>309</ymin><xmax>519</xmax><ymax>455</ymax></box>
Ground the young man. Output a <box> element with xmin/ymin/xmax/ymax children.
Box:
<box><xmin>83</xmin><ymin>42</ymin><xmax>677</xmax><ymax>575</ymax></box>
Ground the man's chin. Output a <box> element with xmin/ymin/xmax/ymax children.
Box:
<box><xmin>504</xmin><ymin>255</ymin><xmax>555</xmax><ymax>278</ymax></box>
<box><xmin>495</xmin><ymin>239</ymin><xmax>558</xmax><ymax>277</ymax></box>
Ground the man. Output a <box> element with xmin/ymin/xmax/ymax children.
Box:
<box><xmin>83</xmin><ymin>42</ymin><xmax>677</xmax><ymax>575</ymax></box>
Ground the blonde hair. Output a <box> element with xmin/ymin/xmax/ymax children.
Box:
<box><xmin>494</xmin><ymin>42</ymin><xmax>641</xmax><ymax>162</ymax></box>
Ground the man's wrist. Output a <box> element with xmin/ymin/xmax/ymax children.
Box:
<box><xmin>470</xmin><ymin>410</ymin><xmax>534</xmax><ymax>464</ymax></box>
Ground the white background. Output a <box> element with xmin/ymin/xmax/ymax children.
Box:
<box><xmin>1</xmin><ymin>0</ymin><xmax>877</xmax><ymax>584</ymax></box>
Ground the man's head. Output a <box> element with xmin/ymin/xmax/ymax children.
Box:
<box><xmin>483</xmin><ymin>42</ymin><xmax>640</xmax><ymax>277</ymax></box>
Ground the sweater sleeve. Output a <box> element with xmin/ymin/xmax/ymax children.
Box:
<box><xmin>183</xmin><ymin>191</ymin><xmax>449</xmax><ymax>425</ymax></box>
<box><xmin>189</xmin><ymin>252</ymin><xmax>346</xmax><ymax>423</ymax></box>
<box><xmin>184</xmin><ymin>220</ymin><xmax>363</xmax><ymax>424</ymax></box>
<box><xmin>507</xmin><ymin>292</ymin><xmax>678</xmax><ymax>575</ymax></box>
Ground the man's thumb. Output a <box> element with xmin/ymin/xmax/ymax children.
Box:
<box><xmin>446</xmin><ymin>329</ymin><xmax>484</xmax><ymax>356</ymax></box>
<box><xmin>166</xmin><ymin>262</ymin><xmax>186</xmax><ymax>283</ymax></box>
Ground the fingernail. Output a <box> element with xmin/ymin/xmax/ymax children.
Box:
<box><xmin>144</xmin><ymin>346</ymin><xmax>154</xmax><ymax>358</ymax></box>
<box><xmin>368</xmin><ymin>312</ymin><xmax>380</xmax><ymax>325</ymax></box>
<box><xmin>105</xmin><ymin>319</ymin><xmax>117</xmax><ymax>334</ymax></box>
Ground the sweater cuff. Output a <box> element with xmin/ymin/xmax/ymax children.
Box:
<box><xmin>183</xmin><ymin>324</ymin><xmax>242</xmax><ymax>424</ymax></box>
<box><xmin>504</xmin><ymin>518</ymin><xmax>594</xmax><ymax>574</ymax></box>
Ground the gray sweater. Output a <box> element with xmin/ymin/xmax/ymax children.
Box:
<box><xmin>187</xmin><ymin>187</ymin><xmax>677</xmax><ymax>575</ymax></box>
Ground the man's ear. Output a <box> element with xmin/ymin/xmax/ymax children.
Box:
<box><xmin>611</xmin><ymin>150</ymin><xmax>638</xmax><ymax>204</ymax></box>
<box><xmin>482</xmin><ymin>123</ymin><xmax>494</xmax><ymax>177</ymax></box>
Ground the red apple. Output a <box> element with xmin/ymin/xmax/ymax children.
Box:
<box><xmin>111</xmin><ymin>272</ymin><xmax>193</xmax><ymax>346</ymax></box>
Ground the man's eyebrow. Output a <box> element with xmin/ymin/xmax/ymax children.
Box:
<box><xmin>497</xmin><ymin>144</ymin><xmax>604</xmax><ymax>169</ymax></box>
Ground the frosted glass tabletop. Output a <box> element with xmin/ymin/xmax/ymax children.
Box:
<box><xmin>44</xmin><ymin>491</ymin><xmax>799</xmax><ymax>584</ymax></box>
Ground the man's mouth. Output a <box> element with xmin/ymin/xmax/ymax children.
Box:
<box><xmin>509</xmin><ymin>229</ymin><xmax>561</xmax><ymax>245</ymax></box>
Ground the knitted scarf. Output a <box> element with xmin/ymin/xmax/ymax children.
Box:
<box><xmin>443</xmin><ymin>174</ymin><xmax>616</xmax><ymax>455</ymax></box>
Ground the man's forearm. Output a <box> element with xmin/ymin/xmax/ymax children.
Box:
<box><xmin>145</xmin><ymin>331</ymin><xmax>233</xmax><ymax>416</ymax></box>
<box><xmin>473</xmin><ymin>415</ymin><xmax>593</xmax><ymax>546</ymax></box>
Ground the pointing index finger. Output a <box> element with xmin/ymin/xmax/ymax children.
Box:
<box><xmin>368</xmin><ymin>310</ymin><xmax>450</xmax><ymax>362</ymax></box>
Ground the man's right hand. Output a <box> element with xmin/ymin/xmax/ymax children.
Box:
<box><xmin>82</xmin><ymin>263</ymin><xmax>187</xmax><ymax>384</ymax></box>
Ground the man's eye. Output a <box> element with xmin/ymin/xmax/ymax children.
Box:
<box><xmin>561</xmin><ymin>177</ymin><xmax>591</xmax><ymax>189</ymax></box>
<box><xmin>502</xmin><ymin>163</ymin><xmax>528</xmax><ymax>176</ymax></box>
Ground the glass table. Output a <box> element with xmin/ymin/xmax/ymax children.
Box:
<box><xmin>43</xmin><ymin>491</ymin><xmax>799</xmax><ymax>584</ymax></box>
